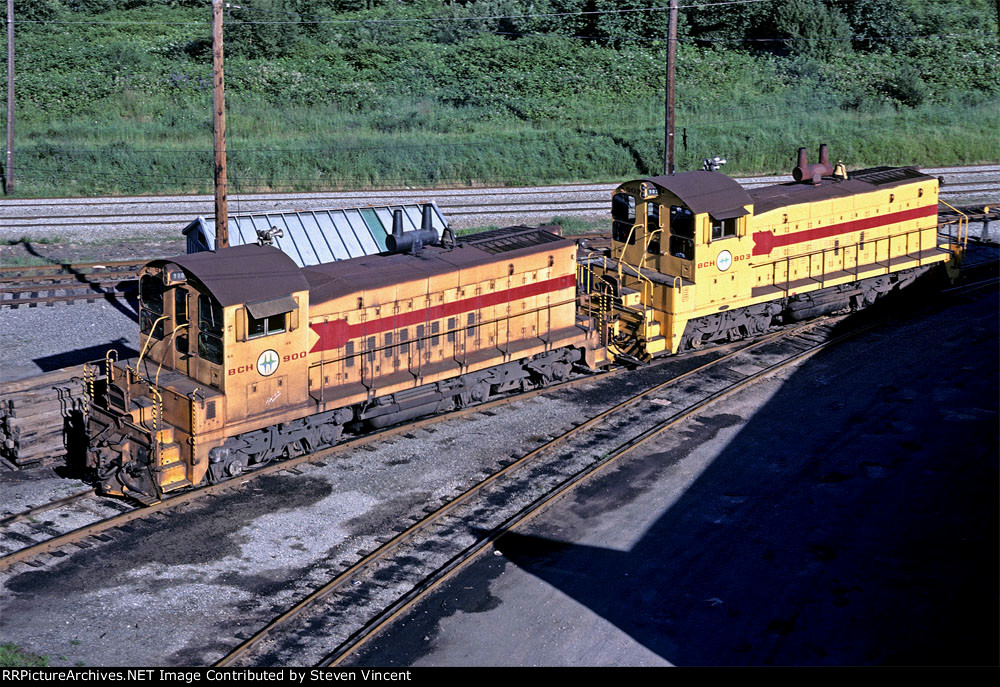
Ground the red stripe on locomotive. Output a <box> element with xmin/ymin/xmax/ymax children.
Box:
<box><xmin>751</xmin><ymin>204</ymin><xmax>938</xmax><ymax>257</ymax></box>
<box><xmin>309</xmin><ymin>273</ymin><xmax>577</xmax><ymax>353</ymax></box>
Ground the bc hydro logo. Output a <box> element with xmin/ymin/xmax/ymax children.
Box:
<box><xmin>716</xmin><ymin>250</ymin><xmax>733</xmax><ymax>272</ymax></box>
<box><xmin>257</xmin><ymin>349</ymin><xmax>280</xmax><ymax>377</ymax></box>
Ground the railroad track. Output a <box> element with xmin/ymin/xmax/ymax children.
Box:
<box><xmin>0</xmin><ymin>356</ymin><xmax>636</xmax><ymax>572</ymax></box>
<box><xmin>211</xmin><ymin>276</ymin><xmax>997</xmax><ymax>667</ymax></box>
<box><xmin>0</xmin><ymin>274</ymin><xmax>993</xmax><ymax>665</ymax></box>
<box><xmin>2</xmin><ymin>206</ymin><xmax>996</xmax><ymax>310</ymax></box>
<box><xmin>0</xmin><ymin>312</ymin><xmax>832</xmax><ymax>572</ymax></box>
<box><xmin>1</xmin><ymin>166</ymin><xmax>997</xmax><ymax>238</ymax></box>
<box><xmin>235</xmin><ymin>270</ymin><xmax>1000</xmax><ymax>668</ymax></box>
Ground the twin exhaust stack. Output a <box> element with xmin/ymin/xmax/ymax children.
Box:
<box><xmin>387</xmin><ymin>205</ymin><xmax>451</xmax><ymax>255</ymax></box>
<box><xmin>793</xmin><ymin>144</ymin><xmax>835</xmax><ymax>185</ymax></box>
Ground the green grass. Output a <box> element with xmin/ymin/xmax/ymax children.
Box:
<box><xmin>0</xmin><ymin>643</ymin><xmax>48</xmax><ymax>667</ymax></box>
<box><xmin>2</xmin><ymin>4</ymin><xmax>997</xmax><ymax>197</ymax></box>
<box><xmin>548</xmin><ymin>215</ymin><xmax>608</xmax><ymax>235</ymax></box>
<box><xmin>11</xmin><ymin>96</ymin><xmax>996</xmax><ymax>198</ymax></box>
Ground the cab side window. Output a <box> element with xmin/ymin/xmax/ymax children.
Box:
<box><xmin>647</xmin><ymin>203</ymin><xmax>661</xmax><ymax>254</ymax></box>
<box><xmin>669</xmin><ymin>205</ymin><xmax>695</xmax><ymax>260</ymax></box>
<box><xmin>711</xmin><ymin>216</ymin><xmax>738</xmax><ymax>240</ymax></box>
<box><xmin>248</xmin><ymin>312</ymin><xmax>286</xmax><ymax>339</ymax></box>
<box><xmin>198</xmin><ymin>294</ymin><xmax>224</xmax><ymax>365</ymax></box>
<box><xmin>139</xmin><ymin>275</ymin><xmax>165</xmax><ymax>339</ymax></box>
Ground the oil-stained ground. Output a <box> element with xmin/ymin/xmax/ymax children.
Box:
<box><xmin>347</xmin><ymin>285</ymin><xmax>999</xmax><ymax>667</ymax></box>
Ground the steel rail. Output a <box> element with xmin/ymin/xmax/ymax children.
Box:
<box><xmin>0</xmin><ymin>186</ymin><xmax>992</xmax><ymax>231</ymax></box>
<box><xmin>1</xmin><ymin>168</ymin><xmax>996</xmax><ymax>234</ymax></box>
<box><xmin>315</xmin><ymin>307</ymin><xmax>953</xmax><ymax>666</ymax></box>
<box><xmin>0</xmin><ymin>489</ymin><xmax>95</xmax><ymax>527</ymax></box>
<box><xmin>212</xmin><ymin>320</ymin><xmax>831</xmax><ymax>667</ymax></box>
<box><xmin>0</xmin><ymin>359</ymin><xmax>634</xmax><ymax>572</ymax></box>
<box><xmin>3</xmin><ymin>164</ymin><xmax>997</xmax><ymax>205</ymax></box>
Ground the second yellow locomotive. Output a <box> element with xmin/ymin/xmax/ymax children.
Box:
<box><xmin>583</xmin><ymin>145</ymin><xmax>965</xmax><ymax>360</ymax></box>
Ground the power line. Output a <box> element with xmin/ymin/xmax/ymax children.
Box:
<box><xmin>13</xmin><ymin>0</ymin><xmax>779</xmax><ymax>26</ymax></box>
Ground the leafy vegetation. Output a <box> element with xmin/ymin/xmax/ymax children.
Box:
<box><xmin>0</xmin><ymin>643</ymin><xmax>48</xmax><ymax>667</ymax></box>
<box><xmin>1</xmin><ymin>0</ymin><xmax>997</xmax><ymax>196</ymax></box>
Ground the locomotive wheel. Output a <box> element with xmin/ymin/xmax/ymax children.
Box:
<box><xmin>470</xmin><ymin>381</ymin><xmax>490</xmax><ymax>403</ymax></box>
<box><xmin>226</xmin><ymin>460</ymin><xmax>244</xmax><ymax>477</ymax></box>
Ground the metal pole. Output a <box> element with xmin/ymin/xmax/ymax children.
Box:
<box><xmin>212</xmin><ymin>0</ymin><xmax>228</xmax><ymax>249</ymax></box>
<box><xmin>5</xmin><ymin>0</ymin><xmax>14</xmax><ymax>195</ymax></box>
<box><xmin>663</xmin><ymin>0</ymin><xmax>678</xmax><ymax>175</ymax></box>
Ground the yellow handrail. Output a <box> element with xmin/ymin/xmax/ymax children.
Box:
<box><xmin>188</xmin><ymin>388</ymin><xmax>202</xmax><ymax>451</ymax></box>
<box><xmin>155</xmin><ymin>323</ymin><xmax>188</xmax><ymax>389</ymax></box>
<box><xmin>104</xmin><ymin>349</ymin><xmax>118</xmax><ymax>384</ymax></box>
<box><xmin>938</xmin><ymin>199</ymin><xmax>968</xmax><ymax>250</ymax></box>
<box><xmin>148</xmin><ymin>386</ymin><xmax>163</xmax><ymax>439</ymax></box>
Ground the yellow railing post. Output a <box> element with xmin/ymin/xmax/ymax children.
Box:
<box><xmin>104</xmin><ymin>349</ymin><xmax>118</xmax><ymax>384</ymax></box>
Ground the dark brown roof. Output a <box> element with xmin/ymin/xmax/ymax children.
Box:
<box><xmin>747</xmin><ymin>167</ymin><xmax>935</xmax><ymax>215</ymax></box>
<box><xmin>148</xmin><ymin>244</ymin><xmax>308</xmax><ymax>307</ymax></box>
<box><xmin>638</xmin><ymin>171</ymin><xmax>753</xmax><ymax>218</ymax></box>
<box><xmin>303</xmin><ymin>229</ymin><xmax>575</xmax><ymax>305</ymax></box>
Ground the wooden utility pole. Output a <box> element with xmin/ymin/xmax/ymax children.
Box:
<box><xmin>5</xmin><ymin>0</ymin><xmax>14</xmax><ymax>195</ymax></box>
<box><xmin>663</xmin><ymin>0</ymin><xmax>678</xmax><ymax>176</ymax></box>
<box><xmin>212</xmin><ymin>0</ymin><xmax>229</xmax><ymax>248</ymax></box>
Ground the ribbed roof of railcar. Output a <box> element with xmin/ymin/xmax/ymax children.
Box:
<box><xmin>302</xmin><ymin>227</ymin><xmax>573</xmax><ymax>304</ymax></box>
<box><xmin>748</xmin><ymin>166</ymin><xmax>935</xmax><ymax>215</ymax></box>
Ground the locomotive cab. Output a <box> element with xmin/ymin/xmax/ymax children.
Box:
<box><xmin>594</xmin><ymin>171</ymin><xmax>755</xmax><ymax>359</ymax></box>
<box><xmin>87</xmin><ymin>244</ymin><xmax>312</xmax><ymax>502</ymax></box>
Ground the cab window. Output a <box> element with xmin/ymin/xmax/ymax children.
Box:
<box><xmin>248</xmin><ymin>312</ymin><xmax>286</xmax><ymax>339</ymax></box>
<box><xmin>669</xmin><ymin>205</ymin><xmax>695</xmax><ymax>260</ymax></box>
<box><xmin>646</xmin><ymin>203</ymin><xmax>661</xmax><ymax>254</ymax></box>
<box><xmin>139</xmin><ymin>275</ymin><xmax>165</xmax><ymax>339</ymax></box>
<box><xmin>711</xmin><ymin>216</ymin><xmax>738</xmax><ymax>240</ymax></box>
<box><xmin>198</xmin><ymin>294</ymin><xmax>224</xmax><ymax>365</ymax></box>
<box><xmin>612</xmin><ymin>193</ymin><xmax>636</xmax><ymax>244</ymax></box>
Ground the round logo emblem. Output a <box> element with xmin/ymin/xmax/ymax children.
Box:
<box><xmin>256</xmin><ymin>349</ymin><xmax>280</xmax><ymax>377</ymax></box>
<box><xmin>717</xmin><ymin>250</ymin><xmax>733</xmax><ymax>272</ymax></box>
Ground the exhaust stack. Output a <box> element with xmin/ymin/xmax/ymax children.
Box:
<box><xmin>793</xmin><ymin>144</ymin><xmax>835</xmax><ymax>184</ymax></box>
<box><xmin>386</xmin><ymin>208</ymin><xmax>439</xmax><ymax>255</ymax></box>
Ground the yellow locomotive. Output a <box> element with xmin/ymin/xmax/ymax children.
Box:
<box><xmin>86</xmin><ymin>220</ymin><xmax>605</xmax><ymax>503</ymax></box>
<box><xmin>582</xmin><ymin>145</ymin><xmax>966</xmax><ymax>360</ymax></box>
<box><xmin>84</xmin><ymin>146</ymin><xmax>966</xmax><ymax>503</ymax></box>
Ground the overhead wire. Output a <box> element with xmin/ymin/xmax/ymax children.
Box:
<box><xmin>11</xmin><ymin>0</ymin><xmax>780</xmax><ymax>26</ymax></box>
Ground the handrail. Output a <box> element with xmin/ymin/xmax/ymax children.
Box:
<box><xmin>155</xmin><ymin>322</ymin><xmax>189</xmax><ymax>389</ymax></box>
<box><xmin>755</xmin><ymin>224</ymin><xmax>941</xmax><ymax>295</ymax></box>
<box><xmin>104</xmin><ymin>349</ymin><xmax>118</xmax><ymax>384</ymax></box>
<box><xmin>135</xmin><ymin>314</ymin><xmax>169</xmax><ymax>372</ymax></box>
<box><xmin>937</xmin><ymin>199</ymin><xmax>968</xmax><ymax>249</ymax></box>
<box><xmin>148</xmin><ymin>386</ymin><xmax>163</xmax><ymax>439</ymax></box>
<box><xmin>188</xmin><ymin>388</ymin><xmax>203</xmax><ymax>450</ymax></box>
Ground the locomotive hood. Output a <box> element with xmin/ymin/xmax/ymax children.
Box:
<box><xmin>147</xmin><ymin>244</ymin><xmax>309</xmax><ymax>306</ymax></box>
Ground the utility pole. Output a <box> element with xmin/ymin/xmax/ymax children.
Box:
<box><xmin>212</xmin><ymin>0</ymin><xmax>229</xmax><ymax>249</ymax></box>
<box><xmin>663</xmin><ymin>0</ymin><xmax>678</xmax><ymax>176</ymax></box>
<box><xmin>5</xmin><ymin>0</ymin><xmax>14</xmax><ymax>195</ymax></box>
